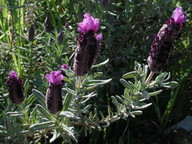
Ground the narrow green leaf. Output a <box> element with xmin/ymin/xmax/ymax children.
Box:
<box><xmin>122</xmin><ymin>71</ymin><xmax>138</xmax><ymax>79</ymax></box>
<box><xmin>62</xmin><ymin>88</ymin><xmax>76</xmax><ymax>96</ymax></box>
<box><xmin>149</xmin><ymin>90</ymin><xmax>163</xmax><ymax>96</ymax></box>
<box><xmin>107</xmin><ymin>11</ymin><xmax>117</xmax><ymax>16</ymax></box>
<box><xmin>63</xmin><ymin>77</ymin><xmax>73</xmax><ymax>85</ymax></box>
<box><xmin>92</xmin><ymin>72</ymin><xmax>103</xmax><ymax>79</ymax></box>
<box><xmin>26</xmin><ymin>94</ymin><xmax>36</xmax><ymax>106</ymax></box>
<box><xmin>63</xmin><ymin>93</ymin><xmax>73</xmax><ymax>111</ymax></box>
<box><xmin>37</xmin><ymin>104</ymin><xmax>53</xmax><ymax>121</ymax></box>
<box><xmin>0</xmin><ymin>125</ymin><xmax>7</xmax><ymax>134</ymax></box>
<box><xmin>32</xmin><ymin>89</ymin><xmax>46</xmax><ymax>107</ymax></box>
<box><xmin>162</xmin><ymin>85</ymin><xmax>180</xmax><ymax>125</ymax></box>
<box><xmin>50</xmin><ymin>130</ymin><xmax>60</xmax><ymax>143</ymax></box>
<box><xmin>120</xmin><ymin>79</ymin><xmax>133</xmax><ymax>91</ymax></box>
<box><xmin>116</xmin><ymin>96</ymin><xmax>125</xmax><ymax>104</ymax></box>
<box><xmin>60</xmin><ymin>111</ymin><xmax>81</xmax><ymax>120</ymax></box>
<box><xmin>86</xmin><ymin>79</ymin><xmax>112</xmax><ymax>86</ymax></box>
<box><xmin>111</xmin><ymin>96</ymin><xmax>120</xmax><ymax>111</ymax></box>
<box><xmin>163</xmin><ymin>81</ymin><xmax>178</xmax><ymax>89</ymax></box>
<box><xmin>6</xmin><ymin>112</ymin><xmax>23</xmax><ymax>117</ymax></box>
<box><xmin>92</xmin><ymin>58</ymin><xmax>109</xmax><ymax>68</ymax></box>
<box><xmin>130</xmin><ymin>110</ymin><xmax>143</xmax><ymax>115</ymax></box>
<box><xmin>29</xmin><ymin>121</ymin><xmax>55</xmax><ymax>130</ymax></box>
<box><xmin>62</xmin><ymin>124</ymin><xmax>77</xmax><ymax>142</ymax></box>
<box><xmin>142</xmin><ymin>90</ymin><xmax>150</xmax><ymax>99</ymax></box>
<box><xmin>135</xmin><ymin>103</ymin><xmax>152</xmax><ymax>109</ymax></box>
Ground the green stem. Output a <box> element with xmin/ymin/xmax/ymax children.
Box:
<box><xmin>144</xmin><ymin>71</ymin><xmax>154</xmax><ymax>85</ymax></box>
<box><xmin>29</xmin><ymin>42</ymin><xmax>33</xmax><ymax>78</ymax></box>
<box><xmin>76</xmin><ymin>76</ymin><xmax>82</xmax><ymax>89</ymax></box>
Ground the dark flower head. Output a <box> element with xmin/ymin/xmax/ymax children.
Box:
<box><xmin>45</xmin><ymin>71</ymin><xmax>63</xmax><ymax>114</ymax></box>
<box><xmin>101</xmin><ymin>0</ymin><xmax>110</xmax><ymax>8</ymax></box>
<box><xmin>44</xmin><ymin>15</ymin><xmax>53</xmax><ymax>32</ymax></box>
<box><xmin>57</xmin><ymin>31</ymin><xmax>64</xmax><ymax>44</ymax></box>
<box><xmin>6</xmin><ymin>71</ymin><xmax>24</xmax><ymax>104</ymax></box>
<box><xmin>28</xmin><ymin>23</ymin><xmax>35</xmax><ymax>41</ymax></box>
<box><xmin>73</xmin><ymin>14</ymin><xmax>103</xmax><ymax>76</ymax></box>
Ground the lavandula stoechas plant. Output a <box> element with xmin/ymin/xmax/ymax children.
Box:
<box><xmin>147</xmin><ymin>6</ymin><xmax>186</xmax><ymax>73</ymax></box>
<box><xmin>6</xmin><ymin>71</ymin><xmax>24</xmax><ymax>104</ymax></box>
<box><xmin>45</xmin><ymin>71</ymin><xmax>64</xmax><ymax>114</ymax></box>
<box><xmin>73</xmin><ymin>13</ymin><xmax>103</xmax><ymax>77</ymax></box>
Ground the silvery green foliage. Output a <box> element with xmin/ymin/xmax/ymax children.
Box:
<box><xmin>0</xmin><ymin>61</ymin><xmax>177</xmax><ymax>143</ymax></box>
<box><xmin>109</xmin><ymin>62</ymin><xmax>178</xmax><ymax>122</ymax></box>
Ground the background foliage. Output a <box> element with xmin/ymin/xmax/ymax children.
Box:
<box><xmin>0</xmin><ymin>0</ymin><xmax>192</xmax><ymax>143</ymax></box>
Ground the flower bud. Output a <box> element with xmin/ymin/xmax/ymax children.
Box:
<box><xmin>60</xmin><ymin>64</ymin><xmax>69</xmax><ymax>70</ymax></box>
<box><xmin>44</xmin><ymin>15</ymin><xmax>53</xmax><ymax>32</ymax></box>
<box><xmin>28</xmin><ymin>23</ymin><xmax>35</xmax><ymax>41</ymax></box>
<box><xmin>57</xmin><ymin>31</ymin><xmax>64</xmax><ymax>44</ymax></box>
<box><xmin>101</xmin><ymin>0</ymin><xmax>110</xmax><ymax>8</ymax></box>
<box><xmin>45</xmin><ymin>71</ymin><xmax>64</xmax><ymax>114</ymax></box>
<box><xmin>64</xmin><ymin>22</ymin><xmax>69</xmax><ymax>29</ymax></box>
<box><xmin>6</xmin><ymin>71</ymin><xmax>24</xmax><ymax>104</ymax></box>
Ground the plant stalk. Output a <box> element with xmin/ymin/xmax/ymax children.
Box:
<box><xmin>144</xmin><ymin>71</ymin><xmax>154</xmax><ymax>85</ymax></box>
<box><xmin>76</xmin><ymin>76</ymin><xmax>82</xmax><ymax>89</ymax></box>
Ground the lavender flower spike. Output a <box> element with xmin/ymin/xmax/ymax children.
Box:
<box><xmin>147</xmin><ymin>6</ymin><xmax>186</xmax><ymax>73</ymax></box>
<box><xmin>45</xmin><ymin>71</ymin><xmax>64</xmax><ymax>114</ymax></box>
<box><xmin>74</xmin><ymin>13</ymin><xmax>103</xmax><ymax>76</ymax></box>
<box><xmin>171</xmin><ymin>6</ymin><xmax>186</xmax><ymax>26</ymax></box>
<box><xmin>6</xmin><ymin>71</ymin><xmax>24</xmax><ymax>104</ymax></box>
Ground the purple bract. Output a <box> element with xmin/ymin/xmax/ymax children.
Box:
<box><xmin>9</xmin><ymin>70</ymin><xmax>18</xmax><ymax>79</ymax></box>
<box><xmin>96</xmin><ymin>33</ymin><xmax>103</xmax><ymax>43</ymax></box>
<box><xmin>45</xmin><ymin>71</ymin><xmax>64</xmax><ymax>85</ymax></box>
<box><xmin>171</xmin><ymin>6</ymin><xmax>186</xmax><ymax>25</ymax></box>
<box><xmin>77</xmin><ymin>13</ymin><xmax>99</xmax><ymax>33</ymax></box>
<box><xmin>60</xmin><ymin>64</ymin><xmax>69</xmax><ymax>70</ymax></box>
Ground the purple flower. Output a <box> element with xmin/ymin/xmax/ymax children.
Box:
<box><xmin>6</xmin><ymin>70</ymin><xmax>24</xmax><ymax>104</ymax></box>
<box><xmin>9</xmin><ymin>70</ymin><xmax>18</xmax><ymax>79</ymax></box>
<box><xmin>147</xmin><ymin>7</ymin><xmax>186</xmax><ymax>73</ymax></box>
<box><xmin>74</xmin><ymin>13</ymin><xmax>103</xmax><ymax>76</ymax></box>
<box><xmin>60</xmin><ymin>64</ymin><xmax>69</xmax><ymax>70</ymax></box>
<box><xmin>96</xmin><ymin>33</ymin><xmax>103</xmax><ymax>43</ymax></box>
<box><xmin>77</xmin><ymin>13</ymin><xmax>99</xmax><ymax>33</ymax></box>
<box><xmin>45</xmin><ymin>70</ymin><xmax>64</xmax><ymax>114</ymax></box>
<box><xmin>45</xmin><ymin>71</ymin><xmax>64</xmax><ymax>85</ymax></box>
<box><xmin>171</xmin><ymin>6</ymin><xmax>186</xmax><ymax>25</ymax></box>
